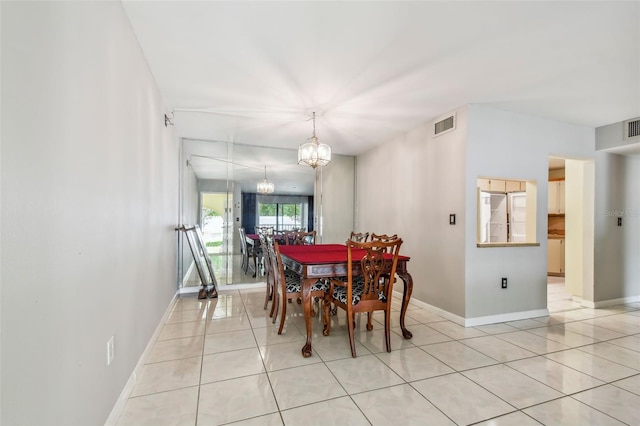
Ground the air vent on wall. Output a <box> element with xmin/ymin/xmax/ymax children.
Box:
<box><xmin>624</xmin><ymin>117</ymin><xmax>640</xmax><ymax>140</ymax></box>
<box><xmin>434</xmin><ymin>114</ymin><xmax>456</xmax><ymax>137</ymax></box>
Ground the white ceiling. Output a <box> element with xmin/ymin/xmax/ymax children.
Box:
<box><xmin>122</xmin><ymin>1</ymin><xmax>640</xmax><ymax>187</ymax></box>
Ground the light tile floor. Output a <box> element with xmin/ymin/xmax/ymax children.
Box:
<box><xmin>116</xmin><ymin>283</ymin><xmax>640</xmax><ymax>425</ymax></box>
<box><xmin>547</xmin><ymin>276</ymin><xmax>583</xmax><ymax>313</ymax></box>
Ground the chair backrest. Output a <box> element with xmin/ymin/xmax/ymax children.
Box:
<box><xmin>255</xmin><ymin>226</ymin><xmax>274</xmax><ymax>235</ymax></box>
<box><xmin>238</xmin><ymin>227</ymin><xmax>248</xmax><ymax>253</ymax></box>
<box><xmin>347</xmin><ymin>238</ymin><xmax>403</xmax><ymax>304</ymax></box>
<box><xmin>273</xmin><ymin>229</ymin><xmax>287</xmax><ymax>243</ymax></box>
<box><xmin>286</xmin><ymin>230</ymin><xmax>316</xmax><ymax>245</ymax></box>
<box><xmin>349</xmin><ymin>231</ymin><xmax>370</xmax><ymax>242</ymax></box>
<box><xmin>370</xmin><ymin>233</ymin><xmax>398</xmax><ymax>243</ymax></box>
<box><xmin>370</xmin><ymin>233</ymin><xmax>399</xmax><ymax>252</ymax></box>
<box><xmin>269</xmin><ymin>240</ymin><xmax>286</xmax><ymax>294</ymax></box>
<box><xmin>258</xmin><ymin>233</ymin><xmax>273</xmax><ymax>274</ymax></box>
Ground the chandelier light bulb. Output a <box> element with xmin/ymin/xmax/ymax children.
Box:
<box><xmin>298</xmin><ymin>112</ymin><xmax>332</xmax><ymax>168</ymax></box>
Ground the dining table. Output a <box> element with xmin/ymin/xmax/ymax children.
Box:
<box><xmin>278</xmin><ymin>243</ymin><xmax>413</xmax><ymax>357</ymax></box>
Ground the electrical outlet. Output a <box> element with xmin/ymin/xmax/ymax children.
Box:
<box><xmin>107</xmin><ymin>336</ymin><xmax>115</xmax><ymax>366</ymax></box>
<box><xmin>501</xmin><ymin>278</ymin><xmax>508</xmax><ymax>289</ymax></box>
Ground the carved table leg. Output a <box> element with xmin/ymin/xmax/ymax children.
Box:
<box><xmin>301</xmin><ymin>278</ymin><xmax>313</xmax><ymax>357</ymax></box>
<box><xmin>396</xmin><ymin>271</ymin><xmax>414</xmax><ymax>339</ymax></box>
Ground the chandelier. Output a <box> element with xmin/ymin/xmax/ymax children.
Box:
<box><xmin>298</xmin><ymin>112</ymin><xmax>331</xmax><ymax>168</ymax></box>
<box><xmin>257</xmin><ymin>165</ymin><xmax>275</xmax><ymax>194</ymax></box>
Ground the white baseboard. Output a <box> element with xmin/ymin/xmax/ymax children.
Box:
<box><xmin>463</xmin><ymin>309</ymin><xmax>549</xmax><ymax>327</ymax></box>
<box><xmin>393</xmin><ymin>290</ymin><xmax>466</xmax><ymax>326</ymax></box>
<box><xmin>104</xmin><ymin>291</ymin><xmax>179</xmax><ymax>426</ymax></box>
<box><xmin>586</xmin><ymin>294</ymin><xmax>640</xmax><ymax>309</ymax></box>
<box><xmin>393</xmin><ymin>290</ymin><xmax>549</xmax><ymax>327</ymax></box>
<box><xmin>178</xmin><ymin>282</ymin><xmax>266</xmax><ymax>295</ymax></box>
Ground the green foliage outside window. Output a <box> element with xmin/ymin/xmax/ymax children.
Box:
<box><xmin>281</xmin><ymin>204</ymin><xmax>299</xmax><ymax>218</ymax></box>
<box><xmin>258</xmin><ymin>203</ymin><xmax>303</xmax><ymax>227</ymax></box>
<box><xmin>203</xmin><ymin>208</ymin><xmax>218</xmax><ymax>218</ymax></box>
<box><xmin>259</xmin><ymin>204</ymin><xmax>276</xmax><ymax>216</ymax></box>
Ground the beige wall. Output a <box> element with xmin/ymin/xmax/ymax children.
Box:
<box><xmin>564</xmin><ymin>159</ymin><xmax>595</xmax><ymax>300</ymax></box>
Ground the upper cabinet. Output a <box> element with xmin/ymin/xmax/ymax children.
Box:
<box><xmin>548</xmin><ymin>180</ymin><xmax>565</xmax><ymax>214</ymax></box>
<box><xmin>478</xmin><ymin>178</ymin><xmax>526</xmax><ymax>192</ymax></box>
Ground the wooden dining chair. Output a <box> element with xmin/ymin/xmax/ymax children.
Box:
<box><xmin>370</xmin><ymin>233</ymin><xmax>399</xmax><ymax>244</ymax></box>
<box><xmin>286</xmin><ymin>230</ymin><xmax>316</xmax><ymax>245</ymax></box>
<box><xmin>273</xmin><ymin>229</ymin><xmax>287</xmax><ymax>241</ymax></box>
<box><xmin>259</xmin><ymin>233</ymin><xmax>278</xmax><ymax>319</ymax></box>
<box><xmin>349</xmin><ymin>231</ymin><xmax>369</xmax><ymax>242</ymax></box>
<box><xmin>238</xmin><ymin>227</ymin><xmax>250</xmax><ymax>274</ymax></box>
<box><xmin>323</xmin><ymin>238</ymin><xmax>403</xmax><ymax>357</ymax></box>
<box><xmin>255</xmin><ymin>225</ymin><xmax>274</xmax><ymax>235</ymax></box>
<box><xmin>269</xmin><ymin>241</ymin><xmax>328</xmax><ymax>334</ymax></box>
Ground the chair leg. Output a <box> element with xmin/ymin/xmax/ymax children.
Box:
<box><xmin>251</xmin><ymin>251</ymin><xmax>260</xmax><ymax>278</ymax></box>
<box><xmin>269</xmin><ymin>277</ymin><xmax>280</xmax><ymax>323</ymax></box>
<box><xmin>263</xmin><ymin>278</ymin><xmax>271</xmax><ymax>310</ymax></box>
<box><xmin>242</xmin><ymin>251</ymin><xmax>248</xmax><ymax>274</ymax></box>
<box><xmin>271</xmin><ymin>294</ymin><xmax>279</xmax><ymax>324</ymax></box>
<box><xmin>278</xmin><ymin>295</ymin><xmax>287</xmax><ymax>334</ymax></box>
<box><xmin>384</xmin><ymin>309</ymin><xmax>392</xmax><ymax>352</ymax></box>
<box><xmin>347</xmin><ymin>308</ymin><xmax>357</xmax><ymax>357</ymax></box>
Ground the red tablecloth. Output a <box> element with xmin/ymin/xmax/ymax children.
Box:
<box><xmin>278</xmin><ymin>243</ymin><xmax>409</xmax><ymax>265</ymax></box>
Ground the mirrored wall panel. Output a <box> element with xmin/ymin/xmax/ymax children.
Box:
<box><xmin>180</xmin><ymin>139</ymin><xmax>317</xmax><ymax>288</ymax></box>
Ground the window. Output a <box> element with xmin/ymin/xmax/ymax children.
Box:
<box><xmin>258</xmin><ymin>202</ymin><xmax>306</xmax><ymax>231</ymax></box>
<box><xmin>477</xmin><ymin>177</ymin><xmax>538</xmax><ymax>246</ymax></box>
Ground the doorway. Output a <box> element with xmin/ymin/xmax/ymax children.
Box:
<box><xmin>547</xmin><ymin>156</ymin><xmax>595</xmax><ymax>312</ymax></box>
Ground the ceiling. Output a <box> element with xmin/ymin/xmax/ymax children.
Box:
<box><xmin>122</xmin><ymin>1</ymin><xmax>640</xmax><ymax>185</ymax></box>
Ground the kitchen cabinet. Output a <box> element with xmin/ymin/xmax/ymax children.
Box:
<box><xmin>489</xmin><ymin>179</ymin><xmax>506</xmax><ymax>192</ymax></box>
<box><xmin>505</xmin><ymin>180</ymin><xmax>524</xmax><ymax>192</ymax></box>
<box><xmin>548</xmin><ymin>238</ymin><xmax>565</xmax><ymax>275</ymax></box>
<box><xmin>478</xmin><ymin>178</ymin><xmax>506</xmax><ymax>192</ymax></box>
<box><xmin>478</xmin><ymin>179</ymin><xmax>525</xmax><ymax>192</ymax></box>
<box><xmin>548</xmin><ymin>180</ymin><xmax>565</xmax><ymax>214</ymax></box>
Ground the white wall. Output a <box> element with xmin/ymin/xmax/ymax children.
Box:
<box><xmin>465</xmin><ymin>105</ymin><xmax>595</xmax><ymax>320</ymax></box>
<box><xmin>1</xmin><ymin>3</ymin><xmax>179</xmax><ymax>425</ymax></box>
<box><xmin>594</xmin><ymin>122</ymin><xmax>640</xmax><ymax>303</ymax></box>
<box><xmin>357</xmin><ymin>108</ymin><xmax>468</xmax><ymax>317</ymax></box>
<box><xmin>357</xmin><ymin>104</ymin><xmax>606</xmax><ymax>323</ymax></box>
<box><xmin>593</xmin><ymin>151</ymin><xmax>640</xmax><ymax>303</ymax></box>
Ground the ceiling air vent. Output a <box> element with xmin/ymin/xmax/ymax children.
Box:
<box><xmin>624</xmin><ymin>117</ymin><xmax>640</xmax><ymax>140</ymax></box>
<box><xmin>434</xmin><ymin>114</ymin><xmax>456</xmax><ymax>137</ymax></box>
